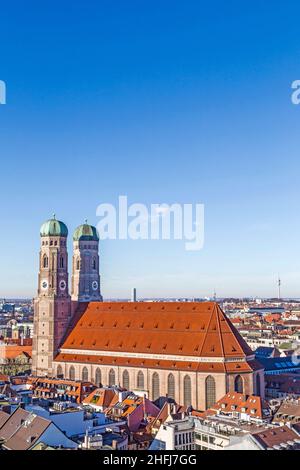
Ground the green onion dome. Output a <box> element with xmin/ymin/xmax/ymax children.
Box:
<box><xmin>40</xmin><ymin>215</ymin><xmax>68</xmax><ymax>238</ymax></box>
<box><xmin>73</xmin><ymin>222</ymin><xmax>99</xmax><ymax>242</ymax></box>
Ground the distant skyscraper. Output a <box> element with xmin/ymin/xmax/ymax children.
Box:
<box><xmin>131</xmin><ymin>288</ymin><xmax>137</xmax><ymax>302</ymax></box>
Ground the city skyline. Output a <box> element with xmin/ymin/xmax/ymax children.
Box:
<box><xmin>2</xmin><ymin>1</ymin><xmax>300</xmax><ymax>298</ymax></box>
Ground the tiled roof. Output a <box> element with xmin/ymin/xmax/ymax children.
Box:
<box><xmin>0</xmin><ymin>409</ymin><xmax>50</xmax><ymax>450</ymax></box>
<box><xmin>55</xmin><ymin>352</ymin><xmax>261</xmax><ymax>373</ymax></box>
<box><xmin>0</xmin><ymin>344</ymin><xmax>32</xmax><ymax>360</ymax></box>
<box><xmin>0</xmin><ymin>374</ymin><xmax>9</xmax><ymax>383</ymax></box>
<box><xmin>0</xmin><ymin>407</ymin><xmax>31</xmax><ymax>441</ymax></box>
<box><xmin>210</xmin><ymin>392</ymin><xmax>270</xmax><ymax>419</ymax></box>
<box><xmin>58</xmin><ymin>302</ymin><xmax>254</xmax><ymax>360</ymax></box>
<box><xmin>83</xmin><ymin>388</ymin><xmax>117</xmax><ymax>408</ymax></box>
<box><xmin>0</xmin><ymin>410</ymin><xmax>10</xmax><ymax>428</ymax></box>
<box><xmin>273</xmin><ymin>400</ymin><xmax>300</xmax><ymax>423</ymax></box>
<box><xmin>253</xmin><ymin>425</ymin><xmax>300</xmax><ymax>449</ymax></box>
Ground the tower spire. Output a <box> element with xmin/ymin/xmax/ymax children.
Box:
<box><xmin>32</xmin><ymin>217</ymin><xmax>70</xmax><ymax>377</ymax></box>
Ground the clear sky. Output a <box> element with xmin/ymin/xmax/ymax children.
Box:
<box><xmin>1</xmin><ymin>0</ymin><xmax>300</xmax><ymax>299</ymax></box>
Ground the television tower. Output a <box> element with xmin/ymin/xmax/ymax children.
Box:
<box><xmin>277</xmin><ymin>275</ymin><xmax>281</xmax><ymax>300</ymax></box>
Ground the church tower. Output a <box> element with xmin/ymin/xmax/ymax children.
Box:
<box><xmin>32</xmin><ymin>216</ymin><xmax>71</xmax><ymax>377</ymax></box>
<box><xmin>71</xmin><ymin>222</ymin><xmax>102</xmax><ymax>303</ymax></box>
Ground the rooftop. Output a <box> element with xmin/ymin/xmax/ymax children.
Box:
<box><xmin>57</xmin><ymin>302</ymin><xmax>259</xmax><ymax>373</ymax></box>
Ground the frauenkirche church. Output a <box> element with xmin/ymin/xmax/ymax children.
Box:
<box><xmin>32</xmin><ymin>216</ymin><xmax>264</xmax><ymax>410</ymax></box>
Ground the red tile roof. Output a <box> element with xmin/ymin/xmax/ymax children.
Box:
<box><xmin>58</xmin><ymin>302</ymin><xmax>254</xmax><ymax>361</ymax></box>
<box><xmin>209</xmin><ymin>392</ymin><xmax>270</xmax><ymax>420</ymax></box>
<box><xmin>83</xmin><ymin>388</ymin><xmax>117</xmax><ymax>408</ymax></box>
<box><xmin>253</xmin><ymin>425</ymin><xmax>300</xmax><ymax>449</ymax></box>
<box><xmin>0</xmin><ymin>344</ymin><xmax>32</xmax><ymax>360</ymax></box>
<box><xmin>55</xmin><ymin>352</ymin><xmax>261</xmax><ymax>373</ymax></box>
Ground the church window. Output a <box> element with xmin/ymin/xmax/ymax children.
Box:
<box><xmin>137</xmin><ymin>371</ymin><xmax>144</xmax><ymax>389</ymax></box>
<box><xmin>57</xmin><ymin>365</ymin><xmax>63</xmax><ymax>378</ymax></box>
<box><xmin>109</xmin><ymin>369</ymin><xmax>116</xmax><ymax>386</ymax></box>
<box><xmin>234</xmin><ymin>375</ymin><xmax>244</xmax><ymax>394</ymax></box>
<box><xmin>69</xmin><ymin>366</ymin><xmax>75</xmax><ymax>380</ymax></box>
<box><xmin>60</xmin><ymin>257</ymin><xmax>64</xmax><ymax>268</ymax></box>
<box><xmin>152</xmin><ymin>372</ymin><xmax>160</xmax><ymax>400</ymax></box>
<box><xmin>205</xmin><ymin>375</ymin><xmax>216</xmax><ymax>409</ymax></box>
<box><xmin>256</xmin><ymin>374</ymin><xmax>261</xmax><ymax>396</ymax></box>
<box><xmin>122</xmin><ymin>370</ymin><xmax>130</xmax><ymax>390</ymax></box>
<box><xmin>82</xmin><ymin>367</ymin><xmax>88</xmax><ymax>381</ymax></box>
<box><xmin>93</xmin><ymin>258</ymin><xmax>97</xmax><ymax>270</ymax></box>
<box><xmin>43</xmin><ymin>256</ymin><xmax>48</xmax><ymax>268</ymax></box>
<box><xmin>76</xmin><ymin>259</ymin><xmax>80</xmax><ymax>270</ymax></box>
<box><xmin>167</xmin><ymin>373</ymin><xmax>175</xmax><ymax>399</ymax></box>
<box><xmin>95</xmin><ymin>368</ymin><xmax>102</xmax><ymax>387</ymax></box>
<box><xmin>184</xmin><ymin>375</ymin><xmax>192</xmax><ymax>406</ymax></box>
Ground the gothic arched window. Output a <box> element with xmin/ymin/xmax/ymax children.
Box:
<box><xmin>183</xmin><ymin>375</ymin><xmax>192</xmax><ymax>407</ymax></box>
<box><xmin>109</xmin><ymin>369</ymin><xmax>116</xmax><ymax>387</ymax></box>
<box><xmin>69</xmin><ymin>366</ymin><xmax>75</xmax><ymax>381</ymax></box>
<box><xmin>152</xmin><ymin>372</ymin><xmax>160</xmax><ymax>401</ymax></box>
<box><xmin>234</xmin><ymin>375</ymin><xmax>244</xmax><ymax>394</ymax></box>
<box><xmin>95</xmin><ymin>368</ymin><xmax>102</xmax><ymax>387</ymax></box>
<box><xmin>82</xmin><ymin>367</ymin><xmax>89</xmax><ymax>382</ymax></box>
<box><xmin>167</xmin><ymin>373</ymin><xmax>175</xmax><ymax>400</ymax></box>
<box><xmin>43</xmin><ymin>256</ymin><xmax>48</xmax><ymax>269</ymax></box>
<box><xmin>122</xmin><ymin>370</ymin><xmax>130</xmax><ymax>390</ymax></box>
<box><xmin>60</xmin><ymin>256</ymin><xmax>64</xmax><ymax>268</ymax></box>
<box><xmin>57</xmin><ymin>365</ymin><xmax>63</xmax><ymax>378</ymax></box>
<box><xmin>93</xmin><ymin>258</ymin><xmax>97</xmax><ymax>270</ymax></box>
<box><xmin>256</xmin><ymin>374</ymin><xmax>261</xmax><ymax>396</ymax></box>
<box><xmin>137</xmin><ymin>371</ymin><xmax>144</xmax><ymax>389</ymax></box>
<box><xmin>205</xmin><ymin>375</ymin><xmax>216</xmax><ymax>409</ymax></box>
<box><xmin>76</xmin><ymin>259</ymin><xmax>80</xmax><ymax>270</ymax></box>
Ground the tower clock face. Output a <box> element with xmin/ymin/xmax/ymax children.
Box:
<box><xmin>41</xmin><ymin>280</ymin><xmax>48</xmax><ymax>290</ymax></box>
<box><xmin>92</xmin><ymin>281</ymin><xmax>98</xmax><ymax>291</ymax></box>
<box><xmin>60</xmin><ymin>280</ymin><xmax>67</xmax><ymax>291</ymax></box>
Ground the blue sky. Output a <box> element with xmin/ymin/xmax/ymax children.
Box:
<box><xmin>1</xmin><ymin>1</ymin><xmax>300</xmax><ymax>299</ymax></box>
